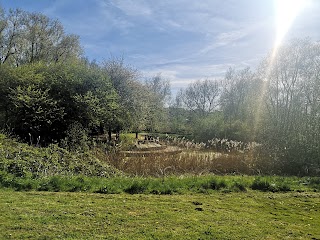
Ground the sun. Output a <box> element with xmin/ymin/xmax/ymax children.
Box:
<box><xmin>274</xmin><ymin>0</ymin><xmax>308</xmax><ymax>47</ymax></box>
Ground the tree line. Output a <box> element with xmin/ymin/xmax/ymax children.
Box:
<box><xmin>0</xmin><ymin>6</ymin><xmax>170</xmax><ymax>148</ymax></box>
<box><xmin>172</xmin><ymin>38</ymin><xmax>320</xmax><ymax>175</ymax></box>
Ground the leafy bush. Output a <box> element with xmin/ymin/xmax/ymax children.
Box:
<box><xmin>60</xmin><ymin>122</ymin><xmax>90</xmax><ymax>152</ymax></box>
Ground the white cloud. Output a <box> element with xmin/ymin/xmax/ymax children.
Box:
<box><xmin>30</xmin><ymin>0</ymin><xmax>320</xmax><ymax>93</ymax></box>
<box><xmin>107</xmin><ymin>0</ymin><xmax>152</xmax><ymax>17</ymax></box>
<box><xmin>215</xmin><ymin>30</ymin><xmax>248</xmax><ymax>46</ymax></box>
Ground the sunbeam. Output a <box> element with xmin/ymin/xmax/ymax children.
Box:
<box><xmin>274</xmin><ymin>0</ymin><xmax>308</xmax><ymax>47</ymax></box>
<box><xmin>252</xmin><ymin>0</ymin><xmax>309</xmax><ymax>141</ymax></box>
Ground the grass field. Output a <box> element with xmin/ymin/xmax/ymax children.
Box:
<box><xmin>1</xmin><ymin>189</ymin><xmax>319</xmax><ymax>239</ymax></box>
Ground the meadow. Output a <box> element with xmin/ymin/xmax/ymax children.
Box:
<box><xmin>1</xmin><ymin>189</ymin><xmax>319</xmax><ymax>239</ymax></box>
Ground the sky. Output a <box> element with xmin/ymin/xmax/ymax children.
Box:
<box><xmin>1</xmin><ymin>0</ymin><xmax>320</xmax><ymax>93</ymax></box>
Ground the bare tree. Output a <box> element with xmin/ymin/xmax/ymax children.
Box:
<box><xmin>0</xmin><ymin>9</ymin><xmax>24</xmax><ymax>65</ymax></box>
<box><xmin>176</xmin><ymin>79</ymin><xmax>220</xmax><ymax>116</ymax></box>
<box><xmin>145</xmin><ymin>73</ymin><xmax>171</xmax><ymax>105</ymax></box>
<box><xmin>259</xmin><ymin>38</ymin><xmax>320</xmax><ymax>174</ymax></box>
<box><xmin>220</xmin><ymin>67</ymin><xmax>256</xmax><ymax>123</ymax></box>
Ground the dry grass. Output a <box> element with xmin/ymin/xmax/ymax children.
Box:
<box><xmin>100</xmin><ymin>149</ymin><xmax>256</xmax><ymax>177</ymax></box>
<box><xmin>92</xmin><ymin>136</ymin><xmax>264</xmax><ymax>177</ymax></box>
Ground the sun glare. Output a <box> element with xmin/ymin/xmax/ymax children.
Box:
<box><xmin>274</xmin><ymin>0</ymin><xmax>308</xmax><ymax>47</ymax></box>
<box><xmin>252</xmin><ymin>0</ymin><xmax>309</xmax><ymax>139</ymax></box>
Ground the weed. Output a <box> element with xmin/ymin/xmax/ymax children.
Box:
<box><xmin>124</xmin><ymin>180</ymin><xmax>148</xmax><ymax>194</ymax></box>
<box><xmin>309</xmin><ymin>177</ymin><xmax>320</xmax><ymax>190</ymax></box>
<box><xmin>251</xmin><ymin>178</ymin><xmax>273</xmax><ymax>192</ymax></box>
<box><xmin>148</xmin><ymin>180</ymin><xmax>174</xmax><ymax>195</ymax></box>
<box><xmin>251</xmin><ymin>177</ymin><xmax>291</xmax><ymax>192</ymax></box>
<box><xmin>0</xmin><ymin>173</ymin><xmax>318</xmax><ymax>193</ymax></box>
<box><xmin>201</xmin><ymin>177</ymin><xmax>227</xmax><ymax>190</ymax></box>
<box><xmin>232</xmin><ymin>182</ymin><xmax>247</xmax><ymax>192</ymax></box>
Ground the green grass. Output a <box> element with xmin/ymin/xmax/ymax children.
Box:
<box><xmin>1</xmin><ymin>172</ymin><xmax>320</xmax><ymax>194</ymax></box>
<box><xmin>0</xmin><ymin>189</ymin><xmax>319</xmax><ymax>239</ymax></box>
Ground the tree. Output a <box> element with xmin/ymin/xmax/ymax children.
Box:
<box><xmin>102</xmin><ymin>57</ymin><xmax>139</xmax><ymax>134</ymax></box>
<box><xmin>0</xmin><ymin>8</ymin><xmax>23</xmax><ymax>65</ymax></box>
<box><xmin>176</xmin><ymin>79</ymin><xmax>220</xmax><ymax>116</ymax></box>
<box><xmin>0</xmin><ymin>60</ymin><xmax>122</xmax><ymax>145</ymax></box>
<box><xmin>220</xmin><ymin>67</ymin><xmax>256</xmax><ymax>122</ymax></box>
<box><xmin>73</xmin><ymin>80</ymin><xmax>120</xmax><ymax>137</ymax></box>
<box><xmin>103</xmin><ymin>58</ymin><xmax>170</xmax><ymax>136</ymax></box>
<box><xmin>0</xmin><ymin>7</ymin><xmax>82</xmax><ymax>66</ymax></box>
<box><xmin>144</xmin><ymin>73</ymin><xmax>171</xmax><ymax>133</ymax></box>
<box><xmin>219</xmin><ymin>67</ymin><xmax>262</xmax><ymax>141</ymax></box>
<box><xmin>259</xmin><ymin>38</ymin><xmax>320</xmax><ymax>174</ymax></box>
<box><xmin>174</xmin><ymin>79</ymin><xmax>222</xmax><ymax>141</ymax></box>
<box><xmin>145</xmin><ymin>73</ymin><xmax>171</xmax><ymax>105</ymax></box>
<box><xmin>128</xmin><ymin>82</ymin><xmax>152</xmax><ymax>138</ymax></box>
<box><xmin>9</xmin><ymin>85</ymin><xmax>65</xmax><ymax>143</ymax></box>
<box><xmin>41</xmin><ymin>60</ymin><xmax>121</xmax><ymax>141</ymax></box>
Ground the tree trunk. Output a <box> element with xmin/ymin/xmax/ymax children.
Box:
<box><xmin>99</xmin><ymin>123</ymin><xmax>104</xmax><ymax>135</ymax></box>
<box><xmin>108</xmin><ymin>127</ymin><xmax>112</xmax><ymax>142</ymax></box>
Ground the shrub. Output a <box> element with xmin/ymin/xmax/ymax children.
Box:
<box><xmin>309</xmin><ymin>177</ymin><xmax>320</xmax><ymax>186</ymax></box>
<box><xmin>60</xmin><ymin>122</ymin><xmax>89</xmax><ymax>152</ymax></box>
<box><xmin>12</xmin><ymin>178</ymin><xmax>37</xmax><ymax>191</ymax></box>
<box><xmin>0</xmin><ymin>134</ymin><xmax>122</xmax><ymax>178</ymax></box>
<box><xmin>38</xmin><ymin>176</ymin><xmax>64</xmax><ymax>192</ymax></box>
<box><xmin>66</xmin><ymin>176</ymin><xmax>92</xmax><ymax>192</ymax></box>
<box><xmin>0</xmin><ymin>171</ymin><xmax>15</xmax><ymax>188</ymax></box>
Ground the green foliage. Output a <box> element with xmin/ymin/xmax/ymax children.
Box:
<box><xmin>1</xmin><ymin>173</ymin><xmax>319</xmax><ymax>194</ymax></box>
<box><xmin>119</xmin><ymin>133</ymin><xmax>136</xmax><ymax>150</ymax></box>
<box><xmin>9</xmin><ymin>84</ymin><xmax>65</xmax><ymax>142</ymax></box>
<box><xmin>232</xmin><ymin>182</ymin><xmax>247</xmax><ymax>192</ymax></box>
<box><xmin>251</xmin><ymin>177</ymin><xmax>291</xmax><ymax>192</ymax></box>
<box><xmin>167</xmin><ymin>107</ymin><xmax>192</xmax><ymax>135</ymax></box>
<box><xmin>190</xmin><ymin>112</ymin><xmax>225</xmax><ymax>142</ymax></box>
<box><xmin>0</xmin><ymin>61</ymin><xmax>124</xmax><ymax>145</ymax></box>
<box><xmin>0</xmin><ymin>133</ymin><xmax>121</xmax><ymax>178</ymax></box>
<box><xmin>200</xmin><ymin>178</ymin><xmax>227</xmax><ymax>191</ymax></box>
<box><xmin>124</xmin><ymin>180</ymin><xmax>149</xmax><ymax>194</ymax></box>
<box><xmin>0</xmin><ymin>7</ymin><xmax>81</xmax><ymax>66</ymax></box>
<box><xmin>60</xmin><ymin>122</ymin><xmax>90</xmax><ymax>152</ymax></box>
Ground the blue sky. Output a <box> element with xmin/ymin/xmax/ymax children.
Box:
<box><xmin>1</xmin><ymin>0</ymin><xmax>319</xmax><ymax>92</ymax></box>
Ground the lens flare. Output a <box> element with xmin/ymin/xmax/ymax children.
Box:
<box><xmin>252</xmin><ymin>0</ymin><xmax>309</xmax><ymax>140</ymax></box>
<box><xmin>274</xmin><ymin>0</ymin><xmax>308</xmax><ymax>47</ymax></box>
